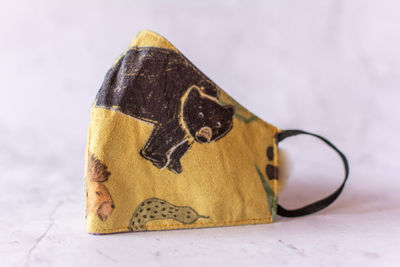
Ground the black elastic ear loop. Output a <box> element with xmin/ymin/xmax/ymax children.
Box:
<box><xmin>276</xmin><ymin>129</ymin><xmax>349</xmax><ymax>217</ymax></box>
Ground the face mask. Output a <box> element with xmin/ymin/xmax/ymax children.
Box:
<box><xmin>85</xmin><ymin>30</ymin><xmax>349</xmax><ymax>234</ymax></box>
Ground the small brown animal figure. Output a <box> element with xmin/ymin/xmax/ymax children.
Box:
<box><xmin>86</xmin><ymin>154</ymin><xmax>114</xmax><ymax>221</ymax></box>
<box><xmin>128</xmin><ymin>198</ymin><xmax>209</xmax><ymax>231</ymax></box>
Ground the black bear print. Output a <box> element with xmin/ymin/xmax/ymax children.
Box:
<box><xmin>96</xmin><ymin>47</ymin><xmax>235</xmax><ymax>173</ymax></box>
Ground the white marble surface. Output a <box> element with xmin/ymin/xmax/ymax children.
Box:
<box><xmin>1</xmin><ymin>0</ymin><xmax>399</xmax><ymax>266</ymax></box>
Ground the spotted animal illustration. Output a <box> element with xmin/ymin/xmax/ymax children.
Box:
<box><xmin>95</xmin><ymin>47</ymin><xmax>235</xmax><ymax>174</ymax></box>
<box><xmin>266</xmin><ymin>146</ymin><xmax>279</xmax><ymax>180</ymax></box>
<box><xmin>86</xmin><ymin>153</ymin><xmax>114</xmax><ymax>221</ymax></box>
<box><xmin>128</xmin><ymin>198</ymin><xmax>209</xmax><ymax>231</ymax></box>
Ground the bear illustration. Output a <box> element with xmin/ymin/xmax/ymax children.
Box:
<box><xmin>95</xmin><ymin>47</ymin><xmax>234</xmax><ymax>173</ymax></box>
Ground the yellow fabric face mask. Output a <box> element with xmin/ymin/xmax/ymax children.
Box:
<box><xmin>85</xmin><ymin>30</ymin><xmax>349</xmax><ymax>234</ymax></box>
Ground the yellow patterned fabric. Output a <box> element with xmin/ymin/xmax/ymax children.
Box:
<box><xmin>85</xmin><ymin>30</ymin><xmax>281</xmax><ymax>234</ymax></box>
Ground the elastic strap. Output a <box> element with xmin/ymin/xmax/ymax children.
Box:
<box><xmin>276</xmin><ymin>129</ymin><xmax>349</xmax><ymax>217</ymax></box>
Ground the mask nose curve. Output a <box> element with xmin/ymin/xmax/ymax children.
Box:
<box><xmin>195</xmin><ymin>126</ymin><xmax>212</xmax><ymax>143</ymax></box>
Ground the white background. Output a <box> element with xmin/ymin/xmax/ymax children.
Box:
<box><xmin>0</xmin><ymin>0</ymin><xmax>399</xmax><ymax>266</ymax></box>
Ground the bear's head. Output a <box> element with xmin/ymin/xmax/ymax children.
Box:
<box><xmin>183</xmin><ymin>86</ymin><xmax>234</xmax><ymax>144</ymax></box>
